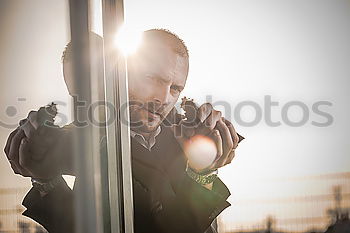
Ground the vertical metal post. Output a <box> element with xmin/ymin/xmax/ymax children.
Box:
<box><xmin>68</xmin><ymin>0</ymin><xmax>101</xmax><ymax>233</ymax></box>
<box><xmin>117</xmin><ymin>42</ymin><xmax>134</xmax><ymax>233</ymax></box>
<box><xmin>69</xmin><ymin>0</ymin><xmax>133</xmax><ymax>232</ymax></box>
<box><xmin>102</xmin><ymin>0</ymin><xmax>134</xmax><ymax>233</ymax></box>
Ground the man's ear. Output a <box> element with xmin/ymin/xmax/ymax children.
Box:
<box><xmin>62</xmin><ymin>60</ymin><xmax>76</xmax><ymax>97</ymax></box>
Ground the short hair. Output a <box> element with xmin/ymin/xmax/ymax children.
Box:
<box><xmin>143</xmin><ymin>29</ymin><xmax>189</xmax><ymax>58</ymax></box>
<box><xmin>61</xmin><ymin>42</ymin><xmax>72</xmax><ymax>62</ymax></box>
<box><xmin>61</xmin><ymin>43</ymin><xmax>71</xmax><ymax>63</ymax></box>
<box><xmin>62</xmin><ymin>29</ymin><xmax>189</xmax><ymax>63</ymax></box>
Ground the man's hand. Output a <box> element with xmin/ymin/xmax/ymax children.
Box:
<box><xmin>4</xmin><ymin>111</ymin><xmax>74</xmax><ymax>179</ymax></box>
<box><xmin>173</xmin><ymin>103</ymin><xmax>240</xmax><ymax>173</ymax></box>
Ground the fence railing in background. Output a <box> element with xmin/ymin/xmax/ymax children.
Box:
<box><xmin>0</xmin><ymin>187</ymin><xmax>46</xmax><ymax>233</ymax></box>
<box><xmin>1</xmin><ymin>175</ymin><xmax>349</xmax><ymax>233</ymax></box>
<box><xmin>219</xmin><ymin>172</ymin><xmax>350</xmax><ymax>233</ymax></box>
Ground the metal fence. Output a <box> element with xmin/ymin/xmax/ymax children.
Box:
<box><xmin>0</xmin><ymin>187</ymin><xmax>46</xmax><ymax>233</ymax></box>
<box><xmin>1</xmin><ymin>173</ymin><xmax>349</xmax><ymax>233</ymax></box>
<box><xmin>219</xmin><ymin>173</ymin><xmax>350</xmax><ymax>233</ymax></box>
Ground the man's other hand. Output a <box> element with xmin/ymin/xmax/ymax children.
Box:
<box><xmin>4</xmin><ymin>111</ymin><xmax>73</xmax><ymax>179</ymax></box>
<box><xmin>174</xmin><ymin>103</ymin><xmax>240</xmax><ymax>173</ymax></box>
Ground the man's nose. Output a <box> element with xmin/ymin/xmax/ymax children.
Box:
<box><xmin>152</xmin><ymin>86</ymin><xmax>171</xmax><ymax>106</ymax></box>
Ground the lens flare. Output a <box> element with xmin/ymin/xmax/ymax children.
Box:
<box><xmin>184</xmin><ymin>135</ymin><xmax>217</xmax><ymax>171</ymax></box>
<box><xmin>115</xmin><ymin>25</ymin><xmax>143</xmax><ymax>56</ymax></box>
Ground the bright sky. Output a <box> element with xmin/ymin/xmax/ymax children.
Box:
<box><xmin>0</xmin><ymin>0</ymin><xmax>349</xmax><ymax>232</ymax></box>
<box><xmin>122</xmin><ymin>1</ymin><xmax>350</xmax><ymax>231</ymax></box>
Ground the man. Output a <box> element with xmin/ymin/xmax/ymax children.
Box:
<box><xmin>4</xmin><ymin>29</ymin><xmax>241</xmax><ymax>233</ymax></box>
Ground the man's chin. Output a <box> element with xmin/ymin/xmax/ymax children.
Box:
<box><xmin>130</xmin><ymin>120</ymin><xmax>161</xmax><ymax>134</ymax></box>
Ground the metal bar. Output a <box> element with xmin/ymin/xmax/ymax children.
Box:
<box><xmin>68</xmin><ymin>0</ymin><xmax>100</xmax><ymax>232</ymax></box>
<box><xmin>102</xmin><ymin>0</ymin><xmax>134</xmax><ymax>232</ymax></box>
<box><xmin>113</xmin><ymin>2</ymin><xmax>134</xmax><ymax>232</ymax></box>
<box><xmin>101</xmin><ymin>0</ymin><xmax>122</xmax><ymax>231</ymax></box>
<box><xmin>117</xmin><ymin>50</ymin><xmax>134</xmax><ymax>233</ymax></box>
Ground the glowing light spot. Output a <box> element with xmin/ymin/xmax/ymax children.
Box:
<box><xmin>62</xmin><ymin>175</ymin><xmax>76</xmax><ymax>190</ymax></box>
<box><xmin>115</xmin><ymin>25</ymin><xmax>143</xmax><ymax>56</ymax></box>
<box><xmin>184</xmin><ymin>135</ymin><xmax>217</xmax><ymax>171</ymax></box>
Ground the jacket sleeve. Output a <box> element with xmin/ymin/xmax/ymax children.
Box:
<box><xmin>21</xmin><ymin>135</ymin><xmax>109</xmax><ymax>233</ymax></box>
<box><xmin>22</xmin><ymin>177</ymin><xmax>75</xmax><ymax>233</ymax></box>
<box><xmin>181</xmin><ymin>175</ymin><xmax>231</xmax><ymax>230</ymax></box>
<box><xmin>151</xmin><ymin>173</ymin><xmax>231</xmax><ymax>233</ymax></box>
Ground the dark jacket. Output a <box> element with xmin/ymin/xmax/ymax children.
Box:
<box><xmin>22</xmin><ymin>125</ymin><xmax>231</xmax><ymax>233</ymax></box>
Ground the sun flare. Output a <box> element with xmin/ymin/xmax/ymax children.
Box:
<box><xmin>115</xmin><ymin>25</ymin><xmax>143</xmax><ymax>56</ymax></box>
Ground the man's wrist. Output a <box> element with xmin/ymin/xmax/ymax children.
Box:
<box><xmin>185</xmin><ymin>163</ymin><xmax>218</xmax><ymax>186</ymax></box>
<box><xmin>31</xmin><ymin>176</ymin><xmax>62</xmax><ymax>197</ymax></box>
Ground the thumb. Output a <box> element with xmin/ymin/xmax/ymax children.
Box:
<box><xmin>172</xmin><ymin>122</ymin><xmax>195</xmax><ymax>139</ymax></box>
<box><xmin>18</xmin><ymin>138</ymin><xmax>35</xmax><ymax>169</ymax></box>
<box><xmin>20</xmin><ymin>120</ymin><xmax>36</xmax><ymax>139</ymax></box>
<box><xmin>28</xmin><ymin>111</ymin><xmax>40</xmax><ymax>130</ymax></box>
<box><xmin>197</xmin><ymin>103</ymin><xmax>213</xmax><ymax>123</ymax></box>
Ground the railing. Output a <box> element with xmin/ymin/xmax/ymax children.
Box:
<box><xmin>0</xmin><ymin>187</ymin><xmax>46</xmax><ymax>233</ymax></box>
<box><xmin>219</xmin><ymin>172</ymin><xmax>350</xmax><ymax>233</ymax></box>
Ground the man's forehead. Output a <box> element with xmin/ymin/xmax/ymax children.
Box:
<box><xmin>138</xmin><ymin>42</ymin><xmax>180</xmax><ymax>61</ymax></box>
<box><xmin>129</xmin><ymin>44</ymin><xmax>188</xmax><ymax>80</ymax></box>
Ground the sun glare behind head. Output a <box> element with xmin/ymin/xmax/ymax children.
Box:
<box><xmin>115</xmin><ymin>25</ymin><xmax>143</xmax><ymax>56</ymax></box>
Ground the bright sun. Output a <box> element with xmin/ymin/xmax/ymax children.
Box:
<box><xmin>115</xmin><ymin>25</ymin><xmax>143</xmax><ymax>56</ymax></box>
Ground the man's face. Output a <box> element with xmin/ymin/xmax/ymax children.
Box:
<box><xmin>127</xmin><ymin>43</ymin><xmax>188</xmax><ymax>134</ymax></box>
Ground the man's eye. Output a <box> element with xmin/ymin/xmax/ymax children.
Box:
<box><xmin>170</xmin><ymin>86</ymin><xmax>181</xmax><ymax>93</ymax></box>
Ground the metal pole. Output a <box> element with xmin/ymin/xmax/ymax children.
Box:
<box><xmin>102</xmin><ymin>0</ymin><xmax>134</xmax><ymax>232</ymax></box>
<box><xmin>68</xmin><ymin>0</ymin><xmax>101</xmax><ymax>233</ymax></box>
